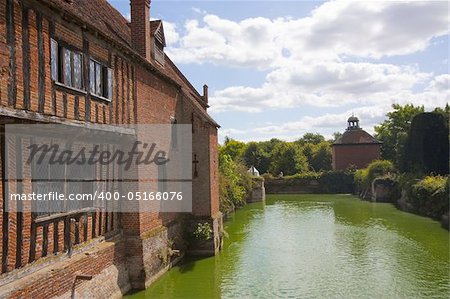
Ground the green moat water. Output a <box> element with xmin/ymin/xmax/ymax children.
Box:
<box><xmin>126</xmin><ymin>194</ymin><xmax>450</xmax><ymax>298</ymax></box>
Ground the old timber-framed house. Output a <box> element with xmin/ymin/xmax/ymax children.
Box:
<box><xmin>0</xmin><ymin>0</ymin><xmax>222</xmax><ymax>297</ymax></box>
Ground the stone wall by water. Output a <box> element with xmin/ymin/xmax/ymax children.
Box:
<box><xmin>357</xmin><ymin>178</ymin><xmax>449</xmax><ymax>230</ymax></box>
<box><xmin>246</xmin><ymin>179</ymin><xmax>266</xmax><ymax>203</ymax></box>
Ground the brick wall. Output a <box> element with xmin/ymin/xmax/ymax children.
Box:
<box><xmin>0</xmin><ymin>238</ymin><xmax>128</xmax><ymax>299</ymax></box>
<box><xmin>0</xmin><ymin>0</ymin><xmax>131</xmax><ymax>277</ymax></box>
<box><xmin>0</xmin><ymin>1</ymin><xmax>134</xmax><ymax>126</ymax></box>
<box><xmin>332</xmin><ymin>144</ymin><xmax>382</xmax><ymax>170</ymax></box>
<box><xmin>0</xmin><ymin>0</ymin><xmax>222</xmax><ymax>296</ymax></box>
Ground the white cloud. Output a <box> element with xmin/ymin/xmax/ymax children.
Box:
<box><xmin>161</xmin><ymin>1</ymin><xmax>449</xmax><ymax>143</ymax></box>
<box><xmin>217</xmin><ymin>105</ymin><xmax>387</xmax><ymax>143</ymax></box>
<box><xmin>162</xmin><ymin>22</ymin><xmax>180</xmax><ymax>46</ymax></box>
<box><xmin>167</xmin><ymin>1</ymin><xmax>449</xmax><ymax>68</ymax></box>
<box><xmin>163</xmin><ymin>1</ymin><xmax>448</xmax><ymax>115</ymax></box>
<box><xmin>209</xmin><ymin>61</ymin><xmax>433</xmax><ymax>113</ymax></box>
<box><xmin>285</xmin><ymin>1</ymin><xmax>449</xmax><ymax>60</ymax></box>
<box><xmin>427</xmin><ymin>74</ymin><xmax>450</xmax><ymax>92</ymax></box>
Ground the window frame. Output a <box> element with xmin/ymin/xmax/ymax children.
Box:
<box><xmin>89</xmin><ymin>58</ymin><xmax>112</xmax><ymax>102</ymax></box>
<box><xmin>31</xmin><ymin>157</ymin><xmax>96</xmax><ymax>219</ymax></box>
<box><xmin>50</xmin><ymin>38</ymin><xmax>85</xmax><ymax>93</ymax></box>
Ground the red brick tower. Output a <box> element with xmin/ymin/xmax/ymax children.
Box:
<box><xmin>332</xmin><ymin>116</ymin><xmax>382</xmax><ymax>170</ymax></box>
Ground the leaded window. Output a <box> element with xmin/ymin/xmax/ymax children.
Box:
<box><xmin>89</xmin><ymin>59</ymin><xmax>112</xmax><ymax>100</ymax></box>
<box><xmin>50</xmin><ymin>39</ymin><xmax>84</xmax><ymax>90</ymax></box>
<box><xmin>51</xmin><ymin>39</ymin><xmax>58</xmax><ymax>81</ymax></box>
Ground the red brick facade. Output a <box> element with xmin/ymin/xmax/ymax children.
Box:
<box><xmin>0</xmin><ymin>0</ymin><xmax>222</xmax><ymax>297</ymax></box>
<box><xmin>332</xmin><ymin>117</ymin><xmax>382</xmax><ymax>170</ymax></box>
<box><xmin>332</xmin><ymin>143</ymin><xmax>382</xmax><ymax>170</ymax></box>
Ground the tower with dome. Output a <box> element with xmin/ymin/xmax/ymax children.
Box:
<box><xmin>332</xmin><ymin>116</ymin><xmax>382</xmax><ymax>170</ymax></box>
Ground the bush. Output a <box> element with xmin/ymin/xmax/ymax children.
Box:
<box><xmin>219</xmin><ymin>153</ymin><xmax>253</xmax><ymax>214</ymax></box>
<box><xmin>366</xmin><ymin>160</ymin><xmax>394</xmax><ymax>182</ymax></box>
<box><xmin>401</xmin><ymin>112</ymin><xmax>449</xmax><ymax>175</ymax></box>
<box><xmin>354</xmin><ymin>168</ymin><xmax>368</xmax><ymax>192</ymax></box>
<box><xmin>318</xmin><ymin>170</ymin><xmax>355</xmax><ymax>193</ymax></box>
<box><xmin>409</xmin><ymin>175</ymin><xmax>449</xmax><ymax>219</ymax></box>
<box><xmin>262</xmin><ymin>173</ymin><xmax>274</xmax><ymax>180</ymax></box>
<box><xmin>193</xmin><ymin>222</ymin><xmax>213</xmax><ymax>241</ymax></box>
<box><xmin>269</xmin><ymin>171</ymin><xmax>322</xmax><ymax>186</ymax></box>
<box><xmin>355</xmin><ymin>160</ymin><xmax>395</xmax><ymax>192</ymax></box>
<box><xmin>264</xmin><ymin>170</ymin><xmax>355</xmax><ymax>193</ymax></box>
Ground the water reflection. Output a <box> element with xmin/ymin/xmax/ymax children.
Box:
<box><xmin>126</xmin><ymin>194</ymin><xmax>449</xmax><ymax>299</ymax></box>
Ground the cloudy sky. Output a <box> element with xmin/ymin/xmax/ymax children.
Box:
<box><xmin>109</xmin><ymin>0</ymin><xmax>449</xmax><ymax>143</ymax></box>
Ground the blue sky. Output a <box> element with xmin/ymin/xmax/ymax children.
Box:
<box><xmin>109</xmin><ymin>0</ymin><xmax>449</xmax><ymax>143</ymax></box>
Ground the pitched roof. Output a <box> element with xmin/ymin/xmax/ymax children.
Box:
<box><xmin>334</xmin><ymin>129</ymin><xmax>381</xmax><ymax>145</ymax></box>
<box><xmin>164</xmin><ymin>57</ymin><xmax>220</xmax><ymax>127</ymax></box>
<box><xmin>150</xmin><ymin>20</ymin><xmax>166</xmax><ymax>46</ymax></box>
<box><xmin>41</xmin><ymin>0</ymin><xmax>219</xmax><ymax>127</ymax></box>
<box><xmin>44</xmin><ymin>0</ymin><xmax>132</xmax><ymax>49</ymax></box>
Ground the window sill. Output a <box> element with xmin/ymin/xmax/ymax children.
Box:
<box><xmin>54</xmin><ymin>82</ymin><xmax>87</xmax><ymax>95</ymax></box>
<box><xmin>90</xmin><ymin>94</ymin><xmax>111</xmax><ymax>103</ymax></box>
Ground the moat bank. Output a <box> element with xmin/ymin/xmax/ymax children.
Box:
<box><xmin>126</xmin><ymin>194</ymin><xmax>450</xmax><ymax>298</ymax></box>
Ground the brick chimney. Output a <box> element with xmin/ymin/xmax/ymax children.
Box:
<box><xmin>203</xmin><ymin>84</ymin><xmax>208</xmax><ymax>105</ymax></box>
<box><xmin>130</xmin><ymin>0</ymin><xmax>151</xmax><ymax>61</ymax></box>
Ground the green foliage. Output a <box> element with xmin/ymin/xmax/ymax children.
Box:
<box><xmin>374</xmin><ymin>103</ymin><xmax>425</xmax><ymax>165</ymax></box>
<box><xmin>332</xmin><ymin>132</ymin><xmax>343</xmax><ymax>142</ymax></box>
<box><xmin>308</xmin><ymin>141</ymin><xmax>332</xmax><ymax>172</ymax></box>
<box><xmin>318</xmin><ymin>170</ymin><xmax>355</xmax><ymax>193</ymax></box>
<box><xmin>193</xmin><ymin>222</ymin><xmax>213</xmax><ymax>241</ymax></box>
<box><xmin>219</xmin><ymin>152</ymin><xmax>253</xmax><ymax>214</ymax></box>
<box><xmin>269</xmin><ymin>142</ymin><xmax>308</xmax><ymax>175</ymax></box>
<box><xmin>230</xmin><ymin>134</ymin><xmax>332</xmax><ymax>176</ymax></box>
<box><xmin>401</xmin><ymin>112</ymin><xmax>449</xmax><ymax>175</ymax></box>
<box><xmin>409</xmin><ymin>176</ymin><xmax>449</xmax><ymax>219</ymax></box>
<box><xmin>354</xmin><ymin>160</ymin><xmax>395</xmax><ymax>191</ymax></box>
<box><xmin>265</xmin><ymin>170</ymin><xmax>355</xmax><ymax>193</ymax></box>
<box><xmin>366</xmin><ymin>160</ymin><xmax>394</xmax><ymax>182</ymax></box>
<box><xmin>296</xmin><ymin>133</ymin><xmax>326</xmax><ymax>145</ymax></box>
<box><xmin>281</xmin><ymin>171</ymin><xmax>322</xmax><ymax>180</ymax></box>
<box><xmin>354</xmin><ymin>168</ymin><xmax>368</xmax><ymax>192</ymax></box>
<box><xmin>433</xmin><ymin>103</ymin><xmax>450</xmax><ymax>122</ymax></box>
<box><xmin>220</xmin><ymin>137</ymin><xmax>246</xmax><ymax>161</ymax></box>
<box><xmin>242</xmin><ymin>141</ymin><xmax>271</xmax><ymax>174</ymax></box>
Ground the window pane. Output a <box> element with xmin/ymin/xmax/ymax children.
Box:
<box><xmin>90</xmin><ymin>60</ymin><xmax>95</xmax><ymax>94</ymax></box>
<box><xmin>73</xmin><ymin>53</ymin><xmax>82</xmax><ymax>89</ymax></box>
<box><xmin>67</xmin><ymin>162</ymin><xmax>94</xmax><ymax>210</ymax></box>
<box><xmin>63</xmin><ymin>49</ymin><xmax>72</xmax><ymax>86</ymax></box>
<box><xmin>107</xmin><ymin>68</ymin><xmax>112</xmax><ymax>99</ymax></box>
<box><xmin>50</xmin><ymin>164</ymin><xmax>66</xmax><ymax>212</ymax></box>
<box><xmin>95</xmin><ymin>63</ymin><xmax>102</xmax><ymax>95</ymax></box>
<box><xmin>51</xmin><ymin>39</ymin><xmax>58</xmax><ymax>81</ymax></box>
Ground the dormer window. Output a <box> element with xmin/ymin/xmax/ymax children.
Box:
<box><xmin>150</xmin><ymin>20</ymin><xmax>166</xmax><ymax>66</ymax></box>
<box><xmin>154</xmin><ymin>40</ymin><xmax>165</xmax><ymax>66</ymax></box>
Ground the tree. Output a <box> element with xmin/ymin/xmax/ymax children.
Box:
<box><xmin>332</xmin><ymin>132</ymin><xmax>342</xmax><ymax>142</ymax></box>
<box><xmin>269</xmin><ymin>142</ymin><xmax>308</xmax><ymax>175</ymax></box>
<box><xmin>219</xmin><ymin>152</ymin><xmax>252</xmax><ymax>213</ymax></box>
<box><xmin>374</xmin><ymin>104</ymin><xmax>424</xmax><ymax>164</ymax></box>
<box><xmin>402</xmin><ymin>112</ymin><xmax>449</xmax><ymax>175</ymax></box>
<box><xmin>310</xmin><ymin>141</ymin><xmax>332</xmax><ymax>171</ymax></box>
<box><xmin>302</xmin><ymin>141</ymin><xmax>332</xmax><ymax>171</ymax></box>
<box><xmin>220</xmin><ymin>137</ymin><xmax>246</xmax><ymax>161</ymax></box>
<box><xmin>242</xmin><ymin>142</ymin><xmax>271</xmax><ymax>174</ymax></box>
<box><xmin>296</xmin><ymin>133</ymin><xmax>325</xmax><ymax>145</ymax></box>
